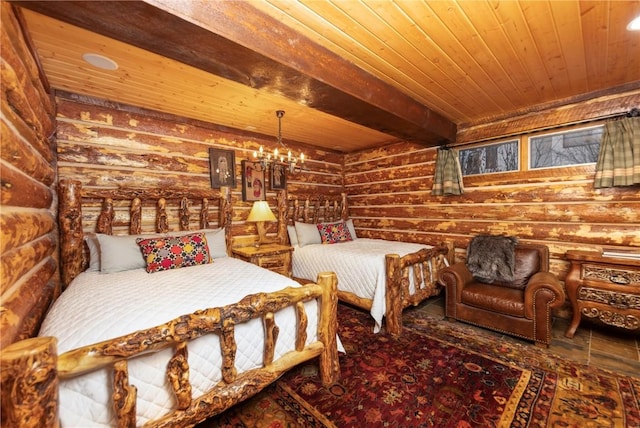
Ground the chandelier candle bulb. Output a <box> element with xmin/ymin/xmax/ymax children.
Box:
<box><xmin>253</xmin><ymin>110</ymin><xmax>306</xmax><ymax>173</ymax></box>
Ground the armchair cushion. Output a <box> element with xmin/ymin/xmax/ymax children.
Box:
<box><xmin>492</xmin><ymin>246</ymin><xmax>542</xmax><ymax>290</ymax></box>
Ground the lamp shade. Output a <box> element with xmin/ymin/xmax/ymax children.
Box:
<box><xmin>246</xmin><ymin>201</ymin><xmax>277</xmax><ymax>222</ymax></box>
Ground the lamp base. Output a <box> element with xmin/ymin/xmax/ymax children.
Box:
<box><xmin>255</xmin><ymin>221</ymin><xmax>275</xmax><ymax>247</ymax></box>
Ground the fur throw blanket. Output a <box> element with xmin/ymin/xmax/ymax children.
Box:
<box><xmin>466</xmin><ymin>235</ymin><xmax>518</xmax><ymax>283</ymax></box>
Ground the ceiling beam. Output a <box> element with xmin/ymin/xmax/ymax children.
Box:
<box><xmin>13</xmin><ymin>0</ymin><xmax>456</xmax><ymax>146</ymax></box>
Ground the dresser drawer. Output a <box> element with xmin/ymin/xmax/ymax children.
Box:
<box><xmin>256</xmin><ymin>254</ymin><xmax>286</xmax><ymax>269</ymax></box>
<box><xmin>582</xmin><ymin>263</ymin><xmax>640</xmax><ymax>286</ymax></box>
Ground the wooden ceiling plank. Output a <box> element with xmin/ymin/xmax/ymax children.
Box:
<box><xmin>342</xmin><ymin>1</ymin><xmax>477</xmax><ymax>121</ymax></box>
<box><xmin>144</xmin><ymin>0</ymin><xmax>456</xmax><ymax>144</ymax></box>
<box><xmin>264</xmin><ymin>0</ymin><xmax>476</xmax><ymax>122</ymax></box>
<box><xmin>580</xmin><ymin>1</ymin><xmax>611</xmax><ymax>91</ymax></box>
<box><xmin>549</xmin><ymin>1</ymin><xmax>589</xmax><ymax>95</ymax></box>
<box><xmin>21</xmin><ymin>8</ymin><xmax>397</xmax><ymax>152</ymax></box>
<box><xmin>488</xmin><ymin>1</ymin><xmax>557</xmax><ymax>104</ymax></box>
<box><xmin>604</xmin><ymin>1</ymin><xmax>640</xmax><ymax>87</ymax></box>
<box><xmin>457</xmin><ymin>1</ymin><xmax>540</xmax><ymax>102</ymax></box>
<box><xmin>15</xmin><ymin>0</ymin><xmax>456</xmax><ymax>145</ymax></box>
<box><xmin>419</xmin><ymin>1</ymin><xmax>517</xmax><ymax>109</ymax></box>
<box><xmin>519</xmin><ymin>0</ymin><xmax>570</xmax><ymax>99</ymax></box>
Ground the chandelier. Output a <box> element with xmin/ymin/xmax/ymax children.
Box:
<box><xmin>253</xmin><ymin>110</ymin><xmax>305</xmax><ymax>173</ymax></box>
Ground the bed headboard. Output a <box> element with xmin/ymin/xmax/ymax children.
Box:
<box><xmin>275</xmin><ymin>190</ymin><xmax>348</xmax><ymax>243</ymax></box>
<box><xmin>58</xmin><ymin>179</ymin><xmax>233</xmax><ymax>288</ymax></box>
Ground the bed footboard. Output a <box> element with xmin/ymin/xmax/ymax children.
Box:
<box><xmin>1</xmin><ymin>272</ymin><xmax>339</xmax><ymax>428</ymax></box>
<box><xmin>384</xmin><ymin>241</ymin><xmax>453</xmax><ymax>335</ymax></box>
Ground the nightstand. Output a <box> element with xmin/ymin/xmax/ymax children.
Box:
<box><xmin>232</xmin><ymin>243</ymin><xmax>293</xmax><ymax>277</ymax></box>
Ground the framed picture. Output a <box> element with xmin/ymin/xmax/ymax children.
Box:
<box><xmin>209</xmin><ymin>148</ymin><xmax>236</xmax><ymax>188</ymax></box>
<box><xmin>270</xmin><ymin>163</ymin><xmax>287</xmax><ymax>190</ymax></box>
<box><xmin>241</xmin><ymin>160</ymin><xmax>266</xmax><ymax>201</ymax></box>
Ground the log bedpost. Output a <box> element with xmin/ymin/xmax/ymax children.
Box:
<box><xmin>0</xmin><ymin>337</ymin><xmax>59</xmax><ymax>428</ymax></box>
<box><xmin>276</xmin><ymin>190</ymin><xmax>288</xmax><ymax>245</ymax></box>
<box><xmin>58</xmin><ymin>180</ymin><xmax>84</xmax><ymax>289</ymax></box>
<box><xmin>340</xmin><ymin>193</ymin><xmax>348</xmax><ymax>221</ymax></box>
<box><xmin>316</xmin><ymin>271</ymin><xmax>340</xmax><ymax>385</ymax></box>
<box><xmin>220</xmin><ymin>187</ymin><xmax>233</xmax><ymax>256</ymax></box>
<box><xmin>384</xmin><ymin>254</ymin><xmax>403</xmax><ymax>336</ymax></box>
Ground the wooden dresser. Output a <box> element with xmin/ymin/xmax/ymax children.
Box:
<box><xmin>564</xmin><ymin>250</ymin><xmax>640</xmax><ymax>338</ymax></box>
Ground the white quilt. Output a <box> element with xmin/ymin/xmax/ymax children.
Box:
<box><xmin>292</xmin><ymin>238</ymin><xmax>433</xmax><ymax>333</ymax></box>
<box><xmin>39</xmin><ymin>258</ymin><xmax>325</xmax><ymax>427</ymax></box>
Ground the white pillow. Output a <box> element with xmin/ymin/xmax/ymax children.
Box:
<box><xmin>295</xmin><ymin>221</ymin><xmax>321</xmax><ymax>247</ymax></box>
<box><xmin>205</xmin><ymin>228</ymin><xmax>228</xmax><ymax>258</ymax></box>
<box><xmin>287</xmin><ymin>225</ymin><xmax>299</xmax><ymax>247</ymax></box>
<box><xmin>84</xmin><ymin>233</ymin><xmax>101</xmax><ymax>272</ymax></box>
<box><xmin>96</xmin><ymin>233</ymin><xmax>150</xmax><ymax>274</ymax></box>
<box><xmin>346</xmin><ymin>219</ymin><xmax>357</xmax><ymax>239</ymax></box>
<box><xmin>173</xmin><ymin>228</ymin><xmax>228</xmax><ymax>259</ymax></box>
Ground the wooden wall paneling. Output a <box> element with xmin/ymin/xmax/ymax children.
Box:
<box><xmin>0</xmin><ymin>3</ymin><xmax>57</xmax><ymax>346</ymax></box>
<box><xmin>55</xmin><ymin>93</ymin><xmax>343</xmax><ymax>248</ymax></box>
<box><xmin>0</xmin><ymin>210</ymin><xmax>56</xmax><ymax>255</ymax></box>
<box><xmin>0</xmin><ymin>233</ymin><xmax>56</xmax><ymax>295</ymax></box>
<box><xmin>343</xmin><ymin>102</ymin><xmax>640</xmax><ymax>320</ymax></box>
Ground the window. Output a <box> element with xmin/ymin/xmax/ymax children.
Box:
<box><xmin>529</xmin><ymin>126</ymin><xmax>603</xmax><ymax>169</ymax></box>
<box><xmin>459</xmin><ymin>139</ymin><xmax>519</xmax><ymax>176</ymax></box>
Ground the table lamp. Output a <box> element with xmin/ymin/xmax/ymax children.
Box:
<box><xmin>246</xmin><ymin>201</ymin><xmax>277</xmax><ymax>247</ymax></box>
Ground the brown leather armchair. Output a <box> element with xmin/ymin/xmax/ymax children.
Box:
<box><xmin>437</xmin><ymin>243</ymin><xmax>565</xmax><ymax>347</ymax></box>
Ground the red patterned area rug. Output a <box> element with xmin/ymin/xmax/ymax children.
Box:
<box><xmin>201</xmin><ymin>304</ymin><xmax>640</xmax><ymax>428</ymax></box>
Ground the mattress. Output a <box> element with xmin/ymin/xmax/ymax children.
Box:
<box><xmin>39</xmin><ymin>257</ymin><xmax>322</xmax><ymax>427</ymax></box>
<box><xmin>292</xmin><ymin>238</ymin><xmax>433</xmax><ymax>332</ymax></box>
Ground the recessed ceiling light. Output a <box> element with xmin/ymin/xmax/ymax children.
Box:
<box><xmin>627</xmin><ymin>15</ymin><xmax>640</xmax><ymax>31</ymax></box>
<box><xmin>82</xmin><ymin>53</ymin><xmax>118</xmax><ymax>70</ymax></box>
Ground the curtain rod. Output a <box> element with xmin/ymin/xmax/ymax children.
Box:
<box><xmin>442</xmin><ymin>107</ymin><xmax>639</xmax><ymax>150</ymax></box>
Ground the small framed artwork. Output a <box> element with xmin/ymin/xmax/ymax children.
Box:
<box><xmin>241</xmin><ymin>160</ymin><xmax>266</xmax><ymax>201</ymax></box>
<box><xmin>270</xmin><ymin>163</ymin><xmax>287</xmax><ymax>190</ymax></box>
<box><xmin>209</xmin><ymin>148</ymin><xmax>236</xmax><ymax>188</ymax></box>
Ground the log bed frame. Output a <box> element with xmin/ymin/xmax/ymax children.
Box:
<box><xmin>276</xmin><ymin>190</ymin><xmax>454</xmax><ymax>336</ymax></box>
<box><xmin>1</xmin><ymin>180</ymin><xmax>340</xmax><ymax>428</ymax></box>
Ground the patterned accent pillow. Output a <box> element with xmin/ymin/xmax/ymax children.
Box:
<box><xmin>136</xmin><ymin>233</ymin><xmax>210</xmax><ymax>273</ymax></box>
<box><xmin>317</xmin><ymin>221</ymin><xmax>353</xmax><ymax>244</ymax></box>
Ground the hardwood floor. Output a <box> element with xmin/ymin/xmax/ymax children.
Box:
<box><xmin>415</xmin><ymin>295</ymin><xmax>640</xmax><ymax>378</ymax></box>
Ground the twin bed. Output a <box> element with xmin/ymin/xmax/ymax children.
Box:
<box><xmin>277</xmin><ymin>191</ymin><xmax>454</xmax><ymax>335</ymax></box>
<box><xmin>1</xmin><ymin>182</ymin><xmax>453</xmax><ymax>427</ymax></box>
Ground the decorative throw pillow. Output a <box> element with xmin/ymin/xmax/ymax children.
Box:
<box><xmin>295</xmin><ymin>221</ymin><xmax>322</xmax><ymax>247</ymax></box>
<box><xmin>136</xmin><ymin>233</ymin><xmax>210</xmax><ymax>273</ymax></box>
<box><xmin>173</xmin><ymin>228</ymin><xmax>228</xmax><ymax>258</ymax></box>
<box><xmin>317</xmin><ymin>221</ymin><xmax>353</xmax><ymax>244</ymax></box>
<box><xmin>97</xmin><ymin>233</ymin><xmax>151</xmax><ymax>274</ymax></box>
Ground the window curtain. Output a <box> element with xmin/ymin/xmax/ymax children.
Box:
<box><xmin>432</xmin><ymin>148</ymin><xmax>464</xmax><ymax>196</ymax></box>
<box><xmin>594</xmin><ymin>116</ymin><xmax>640</xmax><ymax>188</ymax></box>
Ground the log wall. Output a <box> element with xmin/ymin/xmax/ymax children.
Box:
<box><xmin>344</xmin><ymin>92</ymin><xmax>640</xmax><ymax>317</ymax></box>
<box><xmin>55</xmin><ymin>92</ymin><xmax>343</xmax><ymax>247</ymax></box>
<box><xmin>0</xmin><ymin>4</ymin><xmax>57</xmax><ymax>347</ymax></box>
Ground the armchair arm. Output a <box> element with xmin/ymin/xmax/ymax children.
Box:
<box><xmin>437</xmin><ymin>263</ymin><xmax>475</xmax><ymax>303</ymax></box>
<box><xmin>524</xmin><ymin>271</ymin><xmax>565</xmax><ymax>319</ymax></box>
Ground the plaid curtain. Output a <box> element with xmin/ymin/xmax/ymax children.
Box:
<box><xmin>432</xmin><ymin>148</ymin><xmax>464</xmax><ymax>196</ymax></box>
<box><xmin>594</xmin><ymin>116</ymin><xmax>640</xmax><ymax>188</ymax></box>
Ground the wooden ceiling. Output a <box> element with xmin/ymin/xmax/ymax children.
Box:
<box><xmin>12</xmin><ymin>0</ymin><xmax>640</xmax><ymax>153</ymax></box>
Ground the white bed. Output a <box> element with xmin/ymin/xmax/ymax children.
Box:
<box><xmin>0</xmin><ymin>180</ymin><xmax>340</xmax><ymax>428</ymax></box>
<box><xmin>39</xmin><ymin>258</ymin><xmax>325</xmax><ymax>426</ymax></box>
<box><xmin>292</xmin><ymin>238</ymin><xmax>441</xmax><ymax>332</ymax></box>
<box><xmin>278</xmin><ymin>191</ymin><xmax>453</xmax><ymax>335</ymax></box>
